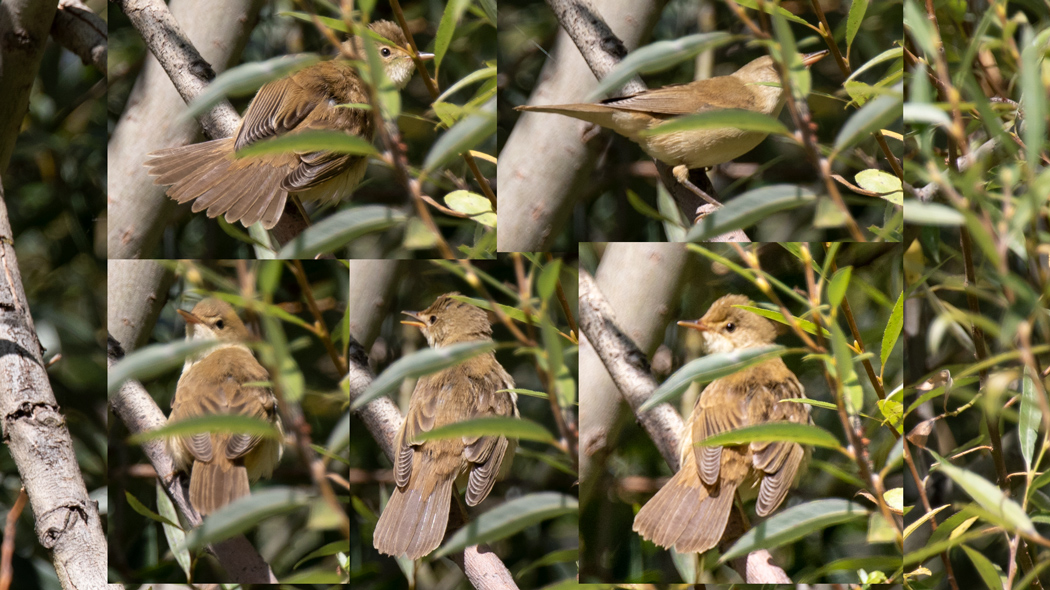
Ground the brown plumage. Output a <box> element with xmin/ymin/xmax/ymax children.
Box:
<box><xmin>516</xmin><ymin>52</ymin><xmax>827</xmax><ymax>172</ymax></box>
<box><xmin>167</xmin><ymin>298</ymin><xmax>284</xmax><ymax>515</ymax></box>
<box><xmin>145</xmin><ymin>21</ymin><xmax>431</xmax><ymax>229</ymax></box>
<box><xmin>373</xmin><ymin>293</ymin><xmax>518</xmax><ymax>560</ymax></box>
<box><xmin>633</xmin><ymin>294</ymin><xmax>810</xmax><ymax>553</ymax></box>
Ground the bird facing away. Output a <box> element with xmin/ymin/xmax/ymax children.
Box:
<box><xmin>633</xmin><ymin>294</ymin><xmax>810</xmax><ymax>554</ymax></box>
<box><xmin>373</xmin><ymin>293</ymin><xmax>518</xmax><ymax>560</ymax></box>
<box><xmin>145</xmin><ymin>20</ymin><xmax>432</xmax><ymax>229</ymax></box>
<box><xmin>516</xmin><ymin>52</ymin><xmax>827</xmax><ymax>177</ymax></box>
<box><xmin>167</xmin><ymin>298</ymin><xmax>284</xmax><ymax>515</ymax></box>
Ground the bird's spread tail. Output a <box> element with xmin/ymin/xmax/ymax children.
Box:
<box><xmin>189</xmin><ymin>460</ymin><xmax>250</xmax><ymax>515</ymax></box>
<box><xmin>144</xmin><ymin>138</ymin><xmax>287</xmax><ymax>229</ymax></box>
<box><xmin>373</xmin><ymin>476</ymin><xmax>454</xmax><ymax>560</ymax></box>
<box><xmin>632</xmin><ymin>467</ymin><xmax>738</xmax><ymax>554</ymax></box>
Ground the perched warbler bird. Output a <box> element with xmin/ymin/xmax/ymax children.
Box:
<box><xmin>145</xmin><ymin>20</ymin><xmax>433</xmax><ymax>229</ymax></box>
<box><xmin>373</xmin><ymin>293</ymin><xmax>518</xmax><ymax>560</ymax></box>
<box><xmin>167</xmin><ymin>298</ymin><xmax>284</xmax><ymax>515</ymax></box>
<box><xmin>633</xmin><ymin>294</ymin><xmax>810</xmax><ymax>553</ymax></box>
<box><xmin>516</xmin><ymin>51</ymin><xmax>828</xmax><ymax>184</ymax></box>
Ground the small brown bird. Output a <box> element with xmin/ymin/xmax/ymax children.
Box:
<box><xmin>167</xmin><ymin>298</ymin><xmax>284</xmax><ymax>515</ymax></box>
<box><xmin>516</xmin><ymin>51</ymin><xmax>827</xmax><ymax>182</ymax></box>
<box><xmin>145</xmin><ymin>20</ymin><xmax>432</xmax><ymax>229</ymax></box>
<box><xmin>373</xmin><ymin>293</ymin><xmax>518</xmax><ymax>560</ymax></box>
<box><xmin>633</xmin><ymin>294</ymin><xmax>810</xmax><ymax>553</ymax></box>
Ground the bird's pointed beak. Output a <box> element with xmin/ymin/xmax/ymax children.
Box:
<box><xmin>401</xmin><ymin>310</ymin><xmax>426</xmax><ymax>328</ymax></box>
<box><xmin>177</xmin><ymin>309</ymin><xmax>203</xmax><ymax>325</ymax></box>
<box><xmin>802</xmin><ymin>50</ymin><xmax>829</xmax><ymax>67</ymax></box>
<box><xmin>416</xmin><ymin>52</ymin><xmax>435</xmax><ymax>62</ymax></box>
<box><xmin>677</xmin><ymin>319</ymin><xmax>710</xmax><ymax>332</ymax></box>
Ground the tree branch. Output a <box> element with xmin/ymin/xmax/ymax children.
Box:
<box><xmin>0</xmin><ymin>181</ymin><xmax>107</xmax><ymax>589</ymax></box>
<box><xmin>50</xmin><ymin>0</ymin><xmax>107</xmax><ymax>75</ymax></box>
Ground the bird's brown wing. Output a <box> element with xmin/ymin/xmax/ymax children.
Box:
<box><xmin>692</xmin><ymin>377</ymin><xmax>746</xmax><ymax>487</ymax></box>
<box><xmin>600</xmin><ymin>75</ymin><xmax>754</xmax><ymax>116</ymax></box>
<box><xmin>235</xmin><ymin>63</ymin><xmax>374</xmax><ymax>191</ymax></box>
<box><xmin>235</xmin><ymin>76</ymin><xmax>319</xmax><ymax>151</ymax></box>
<box><xmin>463</xmin><ymin>358</ymin><xmax>516</xmax><ymax>506</ymax></box>
<box><xmin>748</xmin><ymin>365</ymin><xmax>808</xmax><ymax>516</ymax></box>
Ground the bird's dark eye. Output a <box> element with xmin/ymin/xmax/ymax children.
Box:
<box><xmin>725</xmin><ymin>322</ymin><xmax>735</xmax><ymax>333</ymax></box>
<box><xmin>216</xmin><ymin>319</ymin><xmax>225</xmax><ymax>329</ymax></box>
<box><xmin>429</xmin><ymin>315</ymin><xmax>437</xmax><ymax>323</ymax></box>
<box><xmin>381</xmin><ymin>47</ymin><xmax>392</xmax><ymax>57</ymax></box>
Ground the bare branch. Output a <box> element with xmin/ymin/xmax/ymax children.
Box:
<box><xmin>50</xmin><ymin>0</ymin><xmax>107</xmax><ymax>75</ymax></box>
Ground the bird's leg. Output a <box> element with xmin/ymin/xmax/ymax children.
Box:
<box><xmin>672</xmin><ymin>164</ymin><xmax>721</xmax><ymax>208</ymax></box>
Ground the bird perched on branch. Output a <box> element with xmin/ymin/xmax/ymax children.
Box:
<box><xmin>633</xmin><ymin>294</ymin><xmax>810</xmax><ymax>554</ymax></box>
<box><xmin>145</xmin><ymin>20</ymin><xmax>432</xmax><ymax>229</ymax></box>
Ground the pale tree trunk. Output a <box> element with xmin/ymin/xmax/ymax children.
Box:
<box><xmin>0</xmin><ymin>183</ymin><xmax>107</xmax><ymax>589</ymax></box>
<box><xmin>106</xmin><ymin>0</ymin><xmax>263</xmax><ymax>259</ymax></box>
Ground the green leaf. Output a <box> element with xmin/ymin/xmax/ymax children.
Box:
<box><xmin>1020</xmin><ymin>374</ymin><xmax>1041</xmax><ymax>472</ymax></box>
<box><xmin>423</xmin><ymin>98</ymin><xmax>495</xmax><ymax>174</ymax></box>
<box><xmin>182</xmin><ymin>54</ymin><xmax>321</xmax><ymax>121</ymax></box>
<box><xmin>641</xmin><ymin>345</ymin><xmax>787</xmax><ymax>411</ymax></box>
<box><xmin>586</xmin><ymin>32</ymin><xmax>738</xmax><ymax>101</ymax></box>
<box><xmin>855</xmin><ymin>169</ymin><xmax>903</xmax><ymax>206</ymax></box>
<box><xmin>514</xmin><ymin>548</ymin><xmax>579</xmax><ymax>579</ymax></box>
<box><xmin>830</xmin><ymin>322</ymin><xmax>863</xmax><ymax>415</ymax></box>
<box><xmin>903</xmin><ymin>104</ymin><xmax>951</xmax><ymax>127</ymax></box>
<box><xmin>827</xmin><ymin>266</ymin><xmax>852</xmax><ymax>309</ymax></box>
<box><xmin>881</xmin><ymin>292</ymin><xmax>904</xmax><ymax>373</ymax></box>
<box><xmin>351</xmin><ymin>340</ymin><xmax>496</xmax><ymax>409</ymax></box>
<box><xmin>436</xmin><ymin>65</ymin><xmax>498</xmax><ymax>104</ymax></box>
<box><xmin>962</xmin><ymin>544</ymin><xmax>1006</xmax><ymax>590</ymax></box>
<box><xmin>108</xmin><ymin>339</ymin><xmax>215</xmax><ymax>396</ymax></box>
<box><xmin>156</xmin><ymin>480</ymin><xmax>191</xmax><ymax>577</ymax></box>
<box><xmin>931</xmin><ymin>451</ymin><xmax>1036</xmax><ymax>535</ymax></box>
<box><xmin>720</xmin><ymin>499</ymin><xmax>869</xmax><ymax>561</ymax></box>
<box><xmin>232</xmin><ymin>130</ymin><xmax>377</xmax><ymax>159</ymax></box>
<box><xmin>276</xmin><ymin>206</ymin><xmax>406</xmax><ymax>258</ymax></box>
<box><xmin>129</xmin><ymin>414</ymin><xmax>283</xmax><ymax>444</ymax></box>
<box><xmin>445</xmin><ymin>190</ymin><xmax>496</xmax><ymax>227</ymax></box>
<box><xmin>411</xmin><ymin>416</ymin><xmax>555</xmax><ymax>444</ymax></box>
<box><xmin>538</xmin><ymin>258</ymin><xmax>562</xmax><ymax>303</ymax></box>
<box><xmin>845</xmin><ymin>0</ymin><xmax>870</xmax><ymax>55</ymax></box>
<box><xmin>641</xmin><ymin>109</ymin><xmax>791</xmax><ymax>138</ymax></box>
<box><xmin>736</xmin><ymin>305</ymin><xmax>831</xmax><ymax>337</ymax></box>
<box><xmin>831</xmin><ymin>91</ymin><xmax>902</xmax><ymax>159</ymax></box>
<box><xmin>182</xmin><ymin>487</ymin><xmax>313</xmax><ymax>550</ymax></box>
<box><xmin>733</xmin><ymin>0</ymin><xmax>813</xmax><ymax>27</ymax></box>
<box><xmin>903</xmin><ymin>200</ymin><xmax>965</xmax><ymax>226</ymax></box>
<box><xmin>695</xmin><ymin>422</ymin><xmax>841</xmax><ymax>450</ymax></box>
<box><xmin>434</xmin><ymin>0</ymin><xmax>471</xmax><ymax>70</ymax></box>
<box><xmin>434</xmin><ymin>492</ymin><xmax>578</xmax><ymax>558</ymax></box>
<box><xmin>294</xmin><ymin>539</ymin><xmax>352</xmax><ymax>569</ymax></box>
<box><xmin>125</xmin><ymin>491</ymin><xmax>181</xmax><ymax>529</ymax></box>
<box><xmin>685</xmin><ymin>185</ymin><xmax>818</xmax><ymax>241</ymax></box>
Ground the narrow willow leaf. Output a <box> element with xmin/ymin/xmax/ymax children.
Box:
<box><xmin>351</xmin><ymin>340</ymin><xmax>495</xmax><ymax>409</ymax></box>
<box><xmin>156</xmin><ymin>480</ymin><xmax>191</xmax><ymax>577</ymax></box>
<box><xmin>903</xmin><ymin>200</ymin><xmax>965</xmax><ymax>226</ymax></box>
<box><xmin>720</xmin><ymin>499</ymin><xmax>868</xmax><ymax>561</ymax></box>
<box><xmin>586</xmin><ymin>32</ymin><xmax>737</xmax><ymax>101</ymax></box>
<box><xmin>686</xmin><ymin>185</ymin><xmax>817</xmax><ymax>242</ymax></box>
<box><xmin>233</xmin><ymin>130</ymin><xmax>377</xmax><ymax>159</ymax></box>
<box><xmin>962</xmin><ymin>544</ymin><xmax>1006</xmax><ymax>590</ymax></box>
<box><xmin>1020</xmin><ymin>374</ymin><xmax>1040</xmax><ymax>471</ymax></box>
<box><xmin>641</xmin><ymin>345</ymin><xmax>787</xmax><ymax>411</ymax></box>
<box><xmin>931</xmin><ymin>451</ymin><xmax>1036</xmax><ymax>535</ymax></box>
<box><xmin>130</xmin><ymin>414</ymin><xmax>283</xmax><ymax>444</ymax></box>
<box><xmin>410</xmin><ymin>416</ymin><xmax>555</xmax><ymax>444</ymax></box>
<box><xmin>695</xmin><ymin>422</ymin><xmax>842</xmax><ymax>450</ymax></box>
<box><xmin>832</xmin><ymin>92</ymin><xmax>902</xmax><ymax>158</ymax></box>
<box><xmin>182</xmin><ymin>54</ymin><xmax>321</xmax><ymax>121</ymax></box>
<box><xmin>423</xmin><ymin>98</ymin><xmax>495</xmax><ymax>173</ymax></box>
<box><xmin>182</xmin><ymin>487</ymin><xmax>313</xmax><ymax>550</ymax></box>
<box><xmin>828</xmin><ymin>266</ymin><xmax>852</xmax><ymax>309</ymax></box>
<box><xmin>642</xmin><ymin>109</ymin><xmax>791</xmax><ymax>137</ymax></box>
<box><xmin>881</xmin><ymin>292</ymin><xmax>904</xmax><ymax>373</ymax></box>
<box><xmin>277</xmin><ymin>206</ymin><xmax>406</xmax><ymax>258</ymax></box>
<box><xmin>108</xmin><ymin>339</ymin><xmax>215</xmax><ymax>396</ymax></box>
<box><xmin>845</xmin><ymin>0</ymin><xmax>870</xmax><ymax>54</ymax></box>
<box><xmin>435</xmin><ymin>492</ymin><xmax>578</xmax><ymax>558</ymax></box>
